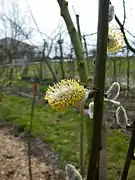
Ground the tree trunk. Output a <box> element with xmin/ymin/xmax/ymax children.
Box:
<box><xmin>83</xmin><ymin>35</ymin><xmax>91</xmax><ymax>76</ymax></box>
<box><xmin>99</xmin><ymin>121</ymin><xmax>107</xmax><ymax>180</ymax></box>
<box><xmin>126</xmin><ymin>49</ymin><xmax>130</xmax><ymax>93</ymax></box>
<box><xmin>87</xmin><ymin>0</ymin><xmax>109</xmax><ymax>179</ymax></box>
<box><xmin>76</xmin><ymin>14</ymin><xmax>82</xmax><ymax>45</ymax></box>
<box><xmin>113</xmin><ymin>57</ymin><xmax>117</xmax><ymax>82</ymax></box>
<box><xmin>42</xmin><ymin>40</ymin><xmax>58</xmax><ymax>82</ymax></box>
<box><xmin>58</xmin><ymin>35</ymin><xmax>65</xmax><ymax>79</ymax></box>
<box><xmin>57</xmin><ymin>0</ymin><xmax>89</xmax><ymax>84</ymax></box>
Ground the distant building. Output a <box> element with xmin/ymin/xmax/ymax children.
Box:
<box><xmin>0</xmin><ymin>37</ymin><xmax>38</xmax><ymax>65</ymax></box>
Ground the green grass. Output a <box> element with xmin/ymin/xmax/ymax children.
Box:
<box><xmin>0</xmin><ymin>94</ymin><xmax>135</xmax><ymax>179</ymax></box>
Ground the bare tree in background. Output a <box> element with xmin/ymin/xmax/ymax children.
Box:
<box><xmin>0</xmin><ymin>2</ymin><xmax>34</xmax><ymax>79</ymax></box>
<box><xmin>40</xmin><ymin>39</ymin><xmax>58</xmax><ymax>81</ymax></box>
<box><xmin>0</xmin><ymin>1</ymin><xmax>34</xmax><ymax>99</ymax></box>
<box><xmin>57</xmin><ymin>34</ymin><xmax>65</xmax><ymax>79</ymax></box>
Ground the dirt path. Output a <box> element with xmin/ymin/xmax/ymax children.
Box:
<box><xmin>0</xmin><ymin>128</ymin><xmax>64</xmax><ymax>180</ymax></box>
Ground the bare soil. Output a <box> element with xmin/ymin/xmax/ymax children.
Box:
<box><xmin>0</xmin><ymin>128</ymin><xmax>65</xmax><ymax>180</ymax></box>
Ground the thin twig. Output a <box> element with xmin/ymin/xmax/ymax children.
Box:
<box><xmin>122</xmin><ymin>0</ymin><xmax>126</xmax><ymax>26</ymax></box>
<box><xmin>121</xmin><ymin>120</ymin><xmax>135</xmax><ymax>180</ymax></box>
<box><xmin>80</xmin><ymin>101</ymin><xmax>84</xmax><ymax>177</ymax></box>
<box><xmin>27</xmin><ymin>86</ymin><xmax>36</xmax><ymax>180</ymax></box>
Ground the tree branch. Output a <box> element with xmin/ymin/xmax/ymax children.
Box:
<box><xmin>114</xmin><ymin>14</ymin><xmax>135</xmax><ymax>53</ymax></box>
<box><xmin>57</xmin><ymin>0</ymin><xmax>89</xmax><ymax>84</ymax></box>
<box><xmin>122</xmin><ymin>0</ymin><xmax>126</xmax><ymax>26</ymax></box>
<box><xmin>109</xmin><ymin>1</ymin><xmax>135</xmax><ymax>53</ymax></box>
<box><xmin>121</xmin><ymin>120</ymin><xmax>135</xmax><ymax>180</ymax></box>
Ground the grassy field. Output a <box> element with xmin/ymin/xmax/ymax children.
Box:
<box><xmin>0</xmin><ymin>56</ymin><xmax>135</xmax><ymax>179</ymax></box>
<box><xmin>0</xmin><ymin>93</ymin><xmax>135</xmax><ymax>179</ymax></box>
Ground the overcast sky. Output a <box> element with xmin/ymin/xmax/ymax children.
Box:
<box><xmin>0</xmin><ymin>0</ymin><xmax>135</xmax><ymax>55</ymax></box>
<box><xmin>26</xmin><ymin>0</ymin><xmax>135</xmax><ymax>40</ymax></box>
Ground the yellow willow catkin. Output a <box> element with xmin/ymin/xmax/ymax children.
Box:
<box><xmin>108</xmin><ymin>26</ymin><xmax>124</xmax><ymax>53</ymax></box>
<box><xmin>45</xmin><ymin>79</ymin><xmax>85</xmax><ymax>111</ymax></box>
